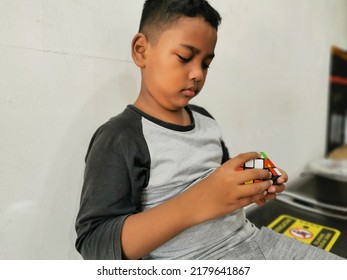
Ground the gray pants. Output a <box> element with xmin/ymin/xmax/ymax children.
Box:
<box><xmin>223</xmin><ymin>227</ymin><xmax>344</xmax><ymax>260</ymax></box>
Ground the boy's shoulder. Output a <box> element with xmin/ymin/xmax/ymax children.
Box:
<box><xmin>85</xmin><ymin>106</ymin><xmax>144</xmax><ymax>161</ymax></box>
<box><xmin>188</xmin><ymin>104</ymin><xmax>215</xmax><ymax>120</ymax></box>
<box><xmin>96</xmin><ymin>105</ymin><xmax>144</xmax><ymax>137</ymax></box>
<box><xmin>88</xmin><ymin>106</ymin><xmax>142</xmax><ymax>147</ymax></box>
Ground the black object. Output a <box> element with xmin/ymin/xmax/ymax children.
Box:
<box><xmin>326</xmin><ymin>46</ymin><xmax>347</xmax><ymax>154</ymax></box>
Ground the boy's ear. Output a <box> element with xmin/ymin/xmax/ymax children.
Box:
<box><xmin>131</xmin><ymin>33</ymin><xmax>148</xmax><ymax>68</ymax></box>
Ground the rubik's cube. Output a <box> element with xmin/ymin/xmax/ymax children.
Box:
<box><xmin>236</xmin><ymin>152</ymin><xmax>282</xmax><ymax>184</ymax></box>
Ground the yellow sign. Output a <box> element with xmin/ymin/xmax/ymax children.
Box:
<box><xmin>267</xmin><ymin>214</ymin><xmax>341</xmax><ymax>251</ymax></box>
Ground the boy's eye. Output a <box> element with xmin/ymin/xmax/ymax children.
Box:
<box><xmin>202</xmin><ymin>62</ymin><xmax>210</xmax><ymax>70</ymax></box>
<box><xmin>177</xmin><ymin>55</ymin><xmax>191</xmax><ymax>63</ymax></box>
<box><xmin>177</xmin><ymin>54</ymin><xmax>211</xmax><ymax>70</ymax></box>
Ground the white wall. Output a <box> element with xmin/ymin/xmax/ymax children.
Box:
<box><xmin>0</xmin><ymin>0</ymin><xmax>346</xmax><ymax>259</ymax></box>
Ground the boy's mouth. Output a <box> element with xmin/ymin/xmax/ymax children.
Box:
<box><xmin>182</xmin><ymin>86</ymin><xmax>198</xmax><ymax>98</ymax></box>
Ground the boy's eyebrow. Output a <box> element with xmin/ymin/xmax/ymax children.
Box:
<box><xmin>179</xmin><ymin>44</ymin><xmax>215</xmax><ymax>59</ymax></box>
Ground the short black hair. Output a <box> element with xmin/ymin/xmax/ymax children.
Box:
<box><xmin>139</xmin><ymin>0</ymin><xmax>221</xmax><ymax>40</ymax></box>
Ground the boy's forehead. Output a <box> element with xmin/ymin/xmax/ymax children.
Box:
<box><xmin>169</xmin><ymin>16</ymin><xmax>215</xmax><ymax>33</ymax></box>
<box><xmin>154</xmin><ymin>17</ymin><xmax>217</xmax><ymax>48</ymax></box>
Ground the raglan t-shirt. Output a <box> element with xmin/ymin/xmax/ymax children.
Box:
<box><xmin>75</xmin><ymin>104</ymin><xmax>257</xmax><ymax>260</ymax></box>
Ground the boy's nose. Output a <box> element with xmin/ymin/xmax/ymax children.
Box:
<box><xmin>188</xmin><ymin>65</ymin><xmax>204</xmax><ymax>82</ymax></box>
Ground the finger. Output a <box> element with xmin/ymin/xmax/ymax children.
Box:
<box><xmin>275</xmin><ymin>168</ymin><xmax>288</xmax><ymax>184</ymax></box>
<box><xmin>264</xmin><ymin>193</ymin><xmax>277</xmax><ymax>200</ymax></box>
<box><xmin>237</xmin><ymin>179</ymin><xmax>273</xmax><ymax>198</ymax></box>
<box><xmin>255</xmin><ymin>198</ymin><xmax>267</xmax><ymax>206</ymax></box>
<box><xmin>236</xmin><ymin>168</ymin><xmax>272</xmax><ymax>185</ymax></box>
<box><xmin>276</xmin><ymin>176</ymin><xmax>287</xmax><ymax>184</ymax></box>
<box><xmin>238</xmin><ymin>189</ymin><xmax>268</xmax><ymax>206</ymax></box>
<box><xmin>255</xmin><ymin>192</ymin><xmax>277</xmax><ymax>206</ymax></box>
<box><xmin>224</xmin><ymin>152</ymin><xmax>261</xmax><ymax>170</ymax></box>
<box><xmin>267</xmin><ymin>185</ymin><xmax>277</xmax><ymax>193</ymax></box>
<box><xmin>268</xmin><ymin>184</ymin><xmax>285</xmax><ymax>194</ymax></box>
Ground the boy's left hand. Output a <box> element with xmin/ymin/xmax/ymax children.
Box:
<box><xmin>255</xmin><ymin>168</ymin><xmax>288</xmax><ymax>206</ymax></box>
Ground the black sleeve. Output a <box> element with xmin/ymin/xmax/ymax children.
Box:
<box><xmin>75</xmin><ymin>111</ymin><xmax>150</xmax><ymax>259</ymax></box>
<box><xmin>220</xmin><ymin>140</ymin><xmax>230</xmax><ymax>164</ymax></box>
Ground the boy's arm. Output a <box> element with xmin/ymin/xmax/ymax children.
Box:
<box><xmin>75</xmin><ymin>119</ymin><xmax>150</xmax><ymax>260</ymax></box>
<box><xmin>121</xmin><ymin>152</ymin><xmax>274</xmax><ymax>260</ymax></box>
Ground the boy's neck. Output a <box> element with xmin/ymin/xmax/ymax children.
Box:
<box><xmin>133</xmin><ymin>99</ymin><xmax>192</xmax><ymax>127</ymax></box>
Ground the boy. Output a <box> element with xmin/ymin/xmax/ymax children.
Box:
<box><xmin>75</xmin><ymin>0</ymin><xmax>343</xmax><ymax>260</ymax></box>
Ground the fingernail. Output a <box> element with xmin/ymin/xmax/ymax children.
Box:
<box><xmin>263</xmin><ymin>191</ymin><xmax>268</xmax><ymax>196</ymax></box>
<box><xmin>277</xmin><ymin>177</ymin><xmax>284</xmax><ymax>183</ymax></box>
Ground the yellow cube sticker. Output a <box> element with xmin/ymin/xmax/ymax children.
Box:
<box><xmin>267</xmin><ymin>214</ymin><xmax>341</xmax><ymax>251</ymax></box>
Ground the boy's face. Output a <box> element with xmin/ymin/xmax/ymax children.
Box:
<box><xmin>139</xmin><ymin>17</ymin><xmax>218</xmax><ymax>113</ymax></box>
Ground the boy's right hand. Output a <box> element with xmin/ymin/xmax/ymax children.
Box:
<box><xmin>187</xmin><ymin>152</ymin><xmax>273</xmax><ymax>224</ymax></box>
<box><xmin>121</xmin><ymin>152</ymin><xmax>273</xmax><ymax>260</ymax></box>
